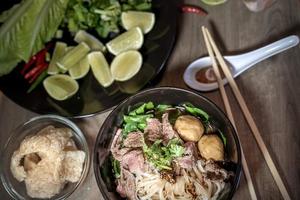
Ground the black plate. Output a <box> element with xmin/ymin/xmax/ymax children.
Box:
<box><xmin>0</xmin><ymin>0</ymin><xmax>178</xmax><ymax>118</ymax></box>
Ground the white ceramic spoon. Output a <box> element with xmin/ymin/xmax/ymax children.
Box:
<box><xmin>184</xmin><ymin>35</ymin><xmax>300</xmax><ymax>92</ymax></box>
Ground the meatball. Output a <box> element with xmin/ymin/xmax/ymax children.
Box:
<box><xmin>174</xmin><ymin>115</ymin><xmax>204</xmax><ymax>142</ymax></box>
<box><xmin>198</xmin><ymin>134</ymin><xmax>224</xmax><ymax>161</ymax></box>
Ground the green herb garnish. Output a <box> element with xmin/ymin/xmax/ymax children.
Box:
<box><xmin>63</xmin><ymin>0</ymin><xmax>152</xmax><ymax>38</ymax></box>
<box><xmin>155</xmin><ymin>104</ymin><xmax>172</xmax><ymax>112</ymax></box>
<box><xmin>122</xmin><ymin>114</ymin><xmax>153</xmax><ymax>138</ymax></box>
<box><xmin>143</xmin><ymin>138</ymin><xmax>184</xmax><ymax>171</ymax></box>
<box><xmin>182</xmin><ymin>103</ymin><xmax>209</xmax><ymax>122</ymax></box>
<box><xmin>27</xmin><ymin>70</ymin><xmax>48</xmax><ymax>93</ymax></box>
<box><xmin>129</xmin><ymin>101</ymin><xmax>154</xmax><ymax>116</ymax></box>
<box><xmin>112</xmin><ymin>158</ymin><xmax>121</xmax><ymax>178</ymax></box>
<box><xmin>218</xmin><ymin>130</ymin><xmax>227</xmax><ymax>147</ymax></box>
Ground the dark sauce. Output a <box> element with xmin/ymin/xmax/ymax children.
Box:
<box><xmin>195</xmin><ymin>67</ymin><xmax>226</xmax><ymax>84</ymax></box>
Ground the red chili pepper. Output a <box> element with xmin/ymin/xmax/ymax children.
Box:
<box><xmin>181</xmin><ymin>5</ymin><xmax>207</xmax><ymax>16</ymax></box>
<box><xmin>20</xmin><ymin>56</ymin><xmax>37</xmax><ymax>75</ymax></box>
<box><xmin>24</xmin><ymin>65</ymin><xmax>41</xmax><ymax>80</ymax></box>
<box><xmin>24</xmin><ymin>60</ymin><xmax>47</xmax><ymax>79</ymax></box>
<box><xmin>36</xmin><ymin>52</ymin><xmax>47</xmax><ymax>67</ymax></box>
<box><xmin>21</xmin><ymin>51</ymin><xmax>45</xmax><ymax>76</ymax></box>
<box><xmin>28</xmin><ymin>64</ymin><xmax>48</xmax><ymax>84</ymax></box>
<box><xmin>36</xmin><ymin>49</ymin><xmax>47</xmax><ymax>61</ymax></box>
<box><xmin>20</xmin><ymin>43</ymin><xmax>52</xmax><ymax>76</ymax></box>
<box><xmin>26</xmin><ymin>63</ymin><xmax>48</xmax><ymax>82</ymax></box>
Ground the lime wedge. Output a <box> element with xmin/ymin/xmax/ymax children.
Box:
<box><xmin>201</xmin><ymin>0</ymin><xmax>227</xmax><ymax>5</ymax></box>
<box><xmin>88</xmin><ymin>52</ymin><xmax>114</xmax><ymax>87</ymax></box>
<box><xmin>121</xmin><ymin>11</ymin><xmax>155</xmax><ymax>34</ymax></box>
<box><xmin>74</xmin><ymin>30</ymin><xmax>106</xmax><ymax>52</ymax></box>
<box><xmin>57</xmin><ymin>42</ymin><xmax>90</xmax><ymax>71</ymax></box>
<box><xmin>66</xmin><ymin>46</ymin><xmax>75</xmax><ymax>52</ymax></box>
<box><xmin>48</xmin><ymin>42</ymin><xmax>66</xmax><ymax>75</ymax></box>
<box><xmin>43</xmin><ymin>74</ymin><xmax>79</xmax><ymax>101</ymax></box>
<box><xmin>110</xmin><ymin>50</ymin><xmax>142</xmax><ymax>81</ymax></box>
<box><xmin>106</xmin><ymin>27</ymin><xmax>143</xmax><ymax>56</ymax></box>
<box><xmin>56</xmin><ymin>46</ymin><xmax>74</xmax><ymax>74</ymax></box>
<box><xmin>69</xmin><ymin>56</ymin><xmax>90</xmax><ymax>79</ymax></box>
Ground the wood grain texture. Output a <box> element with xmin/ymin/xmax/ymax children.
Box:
<box><xmin>1</xmin><ymin>0</ymin><xmax>300</xmax><ymax>199</ymax></box>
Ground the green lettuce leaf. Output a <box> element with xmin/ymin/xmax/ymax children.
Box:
<box><xmin>0</xmin><ymin>53</ymin><xmax>21</xmax><ymax>75</ymax></box>
<box><xmin>0</xmin><ymin>3</ymin><xmax>21</xmax><ymax>23</ymax></box>
<box><xmin>0</xmin><ymin>0</ymin><xmax>43</xmax><ymax>63</ymax></box>
<box><xmin>0</xmin><ymin>0</ymin><xmax>69</xmax><ymax>76</ymax></box>
<box><xmin>29</xmin><ymin>0</ymin><xmax>70</xmax><ymax>60</ymax></box>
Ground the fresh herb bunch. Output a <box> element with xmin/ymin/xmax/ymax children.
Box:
<box><xmin>143</xmin><ymin>138</ymin><xmax>185</xmax><ymax>170</ymax></box>
<box><xmin>62</xmin><ymin>0</ymin><xmax>152</xmax><ymax>38</ymax></box>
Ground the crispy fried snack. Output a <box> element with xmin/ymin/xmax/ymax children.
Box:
<box><xmin>10</xmin><ymin>126</ymin><xmax>85</xmax><ymax>199</ymax></box>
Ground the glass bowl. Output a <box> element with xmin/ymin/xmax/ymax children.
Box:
<box><xmin>0</xmin><ymin>115</ymin><xmax>90</xmax><ymax>200</ymax></box>
<box><xmin>93</xmin><ymin>87</ymin><xmax>242</xmax><ymax>200</ymax></box>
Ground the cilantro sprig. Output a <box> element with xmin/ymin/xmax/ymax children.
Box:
<box><xmin>143</xmin><ymin>138</ymin><xmax>184</xmax><ymax>171</ymax></box>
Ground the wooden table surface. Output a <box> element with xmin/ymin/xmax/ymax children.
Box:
<box><xmin>1</xmin><ymin>0</ymin><xmax>300</xmax><ymax>199</ymax></box>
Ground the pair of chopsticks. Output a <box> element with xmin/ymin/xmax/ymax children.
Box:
<box><xmin>201</xmin><ymin>26</ymin><xmax>291</xmax><ymax>200</ymax></box>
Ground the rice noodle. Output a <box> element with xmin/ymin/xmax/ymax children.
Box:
<box><xmin>135</xmin><ymin>160</ymin><xmax>230</xmax><ymax>200</ymax></box>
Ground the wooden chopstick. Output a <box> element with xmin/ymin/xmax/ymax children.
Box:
<box><xmin>203</xmin><ymin>26</ymin><xmax>291</xmax><ymax>200</ymax></box>
<box><xmin>201</xmin><ymin>26</ymin><xmax>258</xmax><ymax>200</ymax></box>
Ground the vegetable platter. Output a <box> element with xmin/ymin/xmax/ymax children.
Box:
<box><xmin>0</xmin><ymin>0</ymin><xmax>178</xmax><ymax>118</ymax></box>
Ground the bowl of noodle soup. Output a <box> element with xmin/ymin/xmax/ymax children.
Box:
<box><xmin>94</xmin><ymin>87</ymin><xmax>242</xmax><ymax>200</ymax></box>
